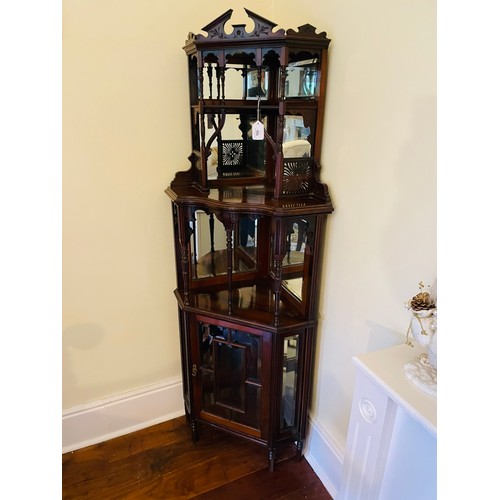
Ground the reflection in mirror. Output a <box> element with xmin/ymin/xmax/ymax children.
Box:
<box><xmin>205</xmin><ymin>113</ymin><xmax>267</xmax><ymax>179</ymax></box>
<box><xmin>281</xmin><ymin>335</ymin><xmax>299</xmax><ymax>429</ymax></box>
<box><xmin>191</xmin><ymin>210</ymin><xmax>227</xmax><ymax>279</ymax></box>
<box><xmin>199</xmin><ymin>57</ymin><xmax>215</xmax><ymax>99</ymax></box>
<box><xmin>246</xmin><ymin>68</ymin><xmax>269</xmax><ymax>99</ymax></box>
<box><xmin>283</xmin><ymin>115</ymin><xmax>311</xmax><ymax>158</ymax></box>
<box><xmin>284</xmin><ymin>58</ymin><xmax>319</xmax><ymax>98</ymax></box>
<box><xmin>283</xmin><ymin>278</ymin><xmax>303</xmax><ymax>300</ymax></box>
<box><xmin>224</xmin><ymin>64</ymin><xmax>246</xmax><ymax>99</ymax></box>
<box><xmin>201</xmin><ymin>63</ymin><xmax>246</xmax><ymax>100</ymax></box>
<box><xmin>201</xmin><ymin>63</ymin><xmax>217</xmax><ymax>99</ymax></box>
<box><xmin>236</xmin><ymin>216</ymin><xmax>258</xmax><ymax>268</ymax></box>
<box><xmin>285</xmin><ymin>219</ymin><xmax>308</xmax><ymax>266</ymax></box>
<box><xmin>191</xmin><ymin>211</ymin><xmax>257</xmax><ymax>279</ymax></box>
<box><xmin>282</xmin><ymin>218</ymin><xmax>309</xmax><ymax>301</ymax></box>
<box><xmin>215</xmin><ymin>341</ymin><xmax>245</xmax><ymax>410</ymax></box>
<box><xmin>201</xmin><ymin>62</ymin><xmax>270</xmax><ymax>101</ymax></box>
<box><xmin>235</xmin><ymin>215</ymin><xmax>258</xmax><ymax>273</ymax></box>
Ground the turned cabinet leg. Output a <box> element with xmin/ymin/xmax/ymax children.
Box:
<box><xmin>296</xmin><ymin>439</ymin><xmax>304</xmax><ymax>461</ymax></box>
<box><xmin>190</xmin><ymin>419</ymin><xmax>199</xmax><ymax>443</ymax></box>
<box><xmin>268</xmin><ymin>447</ymin><xmax>276</xmax><ymax>472</ymax></box>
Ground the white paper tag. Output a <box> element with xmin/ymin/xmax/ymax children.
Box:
<box><xmin>252</xmin><ymin>120</ymin><xmax>265</xmax><ymax>140</ymax></box>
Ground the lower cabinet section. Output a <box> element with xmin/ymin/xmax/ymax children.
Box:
<box><xmin>179</xmin><ymin>311</ymin><xmax>313</xmax><ymax>470</ymax></box>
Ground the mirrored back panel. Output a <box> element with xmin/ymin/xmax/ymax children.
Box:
<box><xmin>203</xmin><ymin>112</ymin><xmax>269</xmax><ymax>179</ymax></box>
<box><xmin>284</xmin><ymin>57</ymin><xmax>319</xmax><ymax>98</ymax></box>
<box><xmin>190</xmin><ymin>210</ymin><xmax>259</xmax><ymax>281</ymax></box>
<box><xmin>281</xmin><ymin>215</ymin><xmax>316</xmax><ymax>302</ymax></box>
<box><xmin>281</xmin><ymin>334</ymin><xmax>299</xmax><ymax>431</ymax></box>
<box><xmin>200</xmin><ymin>52</ymin><xmax>271</xmax><ymax>101</ymax></box>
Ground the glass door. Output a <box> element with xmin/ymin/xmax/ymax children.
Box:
<box><xmin>192</xmin><ymin>316</ymin><xmax>271</xmax><ymax>439</ymax></box>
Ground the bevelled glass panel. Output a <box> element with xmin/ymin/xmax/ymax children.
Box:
<box><xmin>284</xmin><ymin>218</ymin><xmax>308</xmax><ymax>265</ymax></box>
<box><xmin>201</xmin><ymin>369</ymin><xmax>231</xmax><ymax>420</ymax></box>
<box><xmin>190</xmin><ymin>210</ymin><xmax>258</xmax><ymax>280</ymax></box>
<box><xmin>245</xmin><ymin>68</ymin><xmax>269</xmax><ymax>99</ymax></box>
<box><xmin>199</xmin><ymin>323</ymin><xmax>214</xmax><ymax>370</ymax></box>
<box><xmin>283</xmin><ymin>58</ymin><xmax>319</xmax><ymax>98</ymax></box>
<box><xmin>231</xmin><ymin>384</ymin><xmax>261</xmax><ymax>429</ymax></box>
<box><xmin>190</xmin><ymin>210</ymin><xmax>229</xmax><ymax>279</ymax></box>
<box><xmin>232</xmin><ymin>329</ymin><xmax>261</xmax><ymax>382</ymax></box>
<box><xmin>224</xmin><ymin>64</ymin><xmax>246</xmax><ymax>100</ymax></box>
<box><xmin>204</xmin><ymin>113</ymin><xmax>267</xmax><ymax>180</ymax></box>
<box><xmin>282</xmin><ymin>216</ymin><xmax>313</xmax><ymax>301</ymax></box>
<box><xmin>235</xmin><ymin>215</ymin><xmax>258</xmax><ymax>272</ymax></box>
<box><xmin>282</xmin><ymin>277</ymin><xmax>303</xmax><ymax>300</ymax></box>
<box><xmin>199</xmin><ymin>323</ymin><xmax>230</xmax><ymax>369</ymax></box>
<box><xmin>200</xmin><ymin>62</ymin><xmax>269</xmax><ymax>100</ymax></box>
<box><xmin>281</xmin><ymin>335</ymin><xmax>299</xmax><ymax>430</ymax></box>
<box><xmin>283</xmin><ymin>115</ymin><xmax>311</xmax><ymax>158</ymax></box>
<box><xmin>215</xmin><ymin>341</ymin><xmax>246</xmax><ymax>411</ymax></box>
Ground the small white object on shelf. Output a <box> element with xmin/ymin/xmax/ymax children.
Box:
<box><xmin>404</xmin><ymin>354</ymin><xmax>437</xmax><ymax>397</ymax></box>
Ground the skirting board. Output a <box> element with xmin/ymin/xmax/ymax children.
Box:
<box><xmin>62</xmin><ymin>379</ymin><xmax>344</xmax><ymax>498</ymax></box>
<box><xmin>304</xmin><ymin>417</ymin><xmax>345</xmax><ymax>499</ymax></box>
<box><xmin>62</xmin><ymin>377</ymin><xmax>185</xmax><ymax>453</ymax></box>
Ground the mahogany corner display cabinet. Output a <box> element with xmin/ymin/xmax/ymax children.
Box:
<box><xmin>165</xmin><ymin>8</ymin><xmax>334</xmax><ymax>471</ymax></box>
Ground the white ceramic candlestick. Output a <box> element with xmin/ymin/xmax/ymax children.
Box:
<box><xmin>404</xmin><ymin>309</ymin><xmax>437</xmax><ymax>397</ymax></box>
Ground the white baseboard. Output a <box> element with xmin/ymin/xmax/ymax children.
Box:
<box><xmin>62</xmin><ymin>381</ymin><xmax>344</xmax><ymax>498</ymax></box>
<box><xmin>304</xmin><ymin>417</ymin><xmax>344</xmax><ymax>499</ymax></box>
<box><xmin>62</xmin><ymin>377</ymin><xmax>185</xmax><ymax>453</ymax></box>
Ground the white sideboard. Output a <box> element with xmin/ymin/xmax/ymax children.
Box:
<box><xmin>339</xmin><ymin>343</ymin><xmax>437</xmax><ymax>500</ymax></box>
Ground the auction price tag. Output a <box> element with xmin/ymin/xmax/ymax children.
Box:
<box><xmin>252</xmin><ymin>120</ymin><xmax>265</xmax><ymax>140</ymax></box>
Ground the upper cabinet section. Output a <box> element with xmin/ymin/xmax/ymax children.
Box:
<box><xmin>171</xmin><ymin>8</ymin><xmax>332</xmax><ymax>203</ymax></box>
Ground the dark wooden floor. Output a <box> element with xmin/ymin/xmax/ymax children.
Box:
<box><xmin>62</xmin><ymin>416</ymin><xmax>332</xmax><ymax>499</ymax></box>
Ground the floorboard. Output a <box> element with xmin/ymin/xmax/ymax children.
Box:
<box><xmin>62</xmin><ymin>416</ymin><xmax>333</xmax><ymax>499</ymax></box>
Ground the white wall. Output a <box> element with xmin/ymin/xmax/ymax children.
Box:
<box><xmin>308</xmin><ymin>0</ymin><xmax>436</xmax><ymax>450</ymax></box>
<box><xmin>63</xmin><ymin>0</ymin><xmax>436</xmax><ymax>489</ymax></box>
<box><xmin>62</xmin><ymin>0</ymin><xmax>279</xmax><ymax>411</ymax></box>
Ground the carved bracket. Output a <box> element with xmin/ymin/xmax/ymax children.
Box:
<box><xmin>286</xmin><ymin>23</ymin><xmax>328</xmax><ymax>39</ymax></box>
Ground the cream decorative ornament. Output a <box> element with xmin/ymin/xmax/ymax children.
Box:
<box><xmin>403</xmin><ymin>281</ymin><xmax>437</xmax><ymax>397</ymax></box>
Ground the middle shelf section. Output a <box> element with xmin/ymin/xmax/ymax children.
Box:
<box><xmin>170</xmin><ymin>201</ymin><xmax>330</xmax><ymax>329</ymax></box>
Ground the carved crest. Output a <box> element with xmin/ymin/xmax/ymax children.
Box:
<box><xmin>195</xmin><ymin>8</ymin><xmax>285</xmax><ymax>41</ymax></box>
<box><xmin>185</xmin><ymin>10</ymin><xmax>329</xmax><ymax>48</ymax></box>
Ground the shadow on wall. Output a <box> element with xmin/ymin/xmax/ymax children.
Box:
<box><xmin>62</xmin><ymin>323</ymin><xmax>105</xmax><ymax>408</ymax></box>
<box><xmin>365</xmin><ymin>320</ymin><xmax>404</xmax><ymax>353</ymax></box>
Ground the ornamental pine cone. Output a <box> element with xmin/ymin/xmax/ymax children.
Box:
<box><xmin>410</xmin><ymin>291</ymin><xmax>436</xmax><ymax>311</ymax></box>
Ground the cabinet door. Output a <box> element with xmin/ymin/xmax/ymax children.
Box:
<box><xmin>191</xmin><ymin>315</ymin><xmax>271</xmax><ymax>440</ymax></box>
